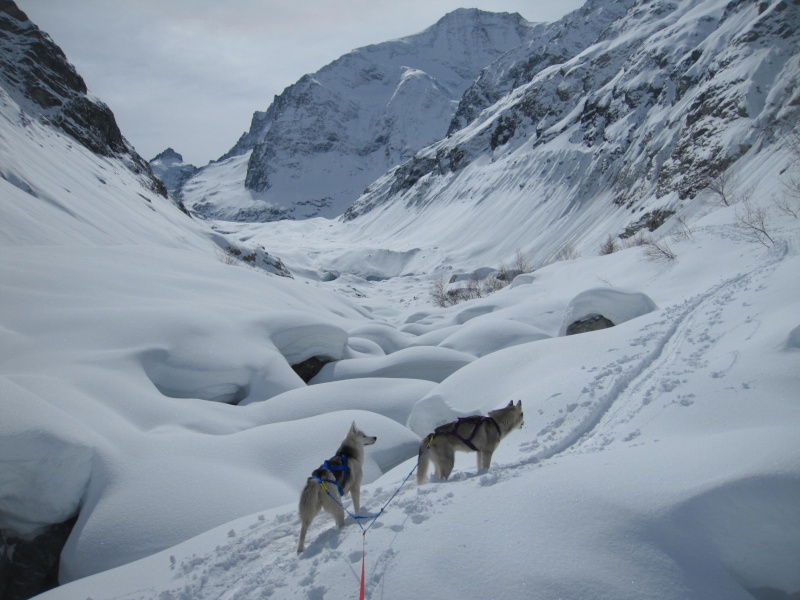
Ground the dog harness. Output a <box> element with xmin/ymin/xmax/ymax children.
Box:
<box><xmin>312</xmin><ymin>454</ymin><xmax>349</xmax><ymax>496</ymax></box>
<box><xmin>435</xmin><ymin>416</ymin><xmax>502</xmax><ymax>451</ymax></box>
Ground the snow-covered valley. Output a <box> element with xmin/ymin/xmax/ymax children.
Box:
<box><xmin>2</xmin><ymin>1</ymin><xmax>800</xmax><ymax>599</ymax></box>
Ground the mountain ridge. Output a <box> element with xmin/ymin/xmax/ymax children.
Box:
<box><xmin>0</xmin><ymin>1</ymin><xmax>167</xmax><ymax>198</ymax></box>
<box><xmin>178</xmin><ymin>8</ymin><xmax>538</xmax><ymax>221</ymax></box>
<box><xmin>341</xmin><ymin>0</ymin><xmax>799</xmax><ymax>268</ymax></box>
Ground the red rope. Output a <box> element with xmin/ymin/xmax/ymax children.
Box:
<box><xmin>359</xmin><ymin>532</ymin><xmax>367</xmax><ymax>600</ymax></box>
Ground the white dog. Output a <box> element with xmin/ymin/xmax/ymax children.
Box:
<box><xmin>297</xmin><ymin>422</ymin><xmax>377</xmax><ymax>553</ymax></box>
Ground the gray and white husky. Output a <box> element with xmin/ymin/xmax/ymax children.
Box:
<box><xmin>417</xmin><ymin>400</ymin><xmax>524</xmax><ymax>484</ymax></box>
<box><xmin>297</xmin><ymin>421</ymin><xmax>377</xmax><ymax>553</ymax></box>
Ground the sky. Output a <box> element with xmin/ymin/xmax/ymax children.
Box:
<box><xmin>15</xmin><ymin>0</ymin><xmax>585</xmax><ymax>166</ymax></box>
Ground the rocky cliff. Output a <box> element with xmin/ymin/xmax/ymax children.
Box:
<box><xmin>0</xmin><ymin>0</ymin><xmax>167</xmax><ymax>198</ymax></box>
<box><xmin>181</xmin><ymin>9</ymin><xmax>538</xmax><ymax>221</ymax></box>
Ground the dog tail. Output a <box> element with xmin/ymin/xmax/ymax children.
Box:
<box><xmin>297</xmin><ymin>478</ymin><xmax>319</xmax><ymax>553</ymax></box>
<box><xmin>417</xmin><ymin>434</ymin><xmax>434</xmax><ymax>485</ymax></box>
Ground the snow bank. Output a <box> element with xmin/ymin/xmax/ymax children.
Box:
<box><xmin>0</xmin><ymin>379</ymin><xmax>94</xmax><ymax>536</ymax></box>
<box><xmin>310</xmin><ymin>345</ymin><xmax>474</xmax><ymax>384</ymax></box>
<box><xmin>239</xmin><ymin>377</ymin><xmax>435</xmax><ymax>426</ymax></box>
<box><xmin>346</xmin><ymin>323</ymin><xmax>416</xmax><ymax>354</ymax></box>
<box><xmin>60</xmin><ymin>410</ymin><xmax>419</xmax><ymax>581</ymax></box>
<box><xmin>558</xmin><ymin>287</ymin><xmax>658</xmax><ymax>336</ymax></box>
<box><xmin>438</xmin><ymin>316</ymin><xmax>550</xmax><ymax>356</ymax></box>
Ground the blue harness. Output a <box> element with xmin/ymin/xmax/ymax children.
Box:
<box><xmin>312</xmin><ymin>454</ymin><xmax>349</xmax><ymax>496</ymax></box>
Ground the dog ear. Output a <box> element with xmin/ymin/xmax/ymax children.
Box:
<box><xmin>516</xmin><ymin>399</ymin><xmax>522</xmax><ymax>408</ymax></box>
<box><xmin>507</xmin><ymin>400</ymin><xmax>514</xmax><ymax>407</ymax></box>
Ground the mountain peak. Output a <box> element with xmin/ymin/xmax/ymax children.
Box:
<box><xmin>182</xmin><ymin>8</ymin><xmax>537</xmax><ymax>221</ymax></box>
<box><xmin>151</xmin><ymin>148</ymin><xmax>185</xmax><ymax>164</ymax></box>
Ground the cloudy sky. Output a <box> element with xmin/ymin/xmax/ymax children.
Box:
<box><xmin>17</xmin><ymin>1</ymin><xmax>585</xmax><ymax>166</ymax></box>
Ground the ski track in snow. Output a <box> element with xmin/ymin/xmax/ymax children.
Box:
<box><xmin>96</xmin><ymin>238</ymin><xmax>794</xmax><ymax>600</ymax></box>
<box><xmin>144</xmin><ymin>483</ymin><xmax>452</xmax><ymax>599</ymax></box>
<box><xmin>525</xmin><ymin>240</ymin><xmax>789</xmax><ymax>462</ymax></box>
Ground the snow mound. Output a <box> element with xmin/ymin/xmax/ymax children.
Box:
<box><xmin>438</xmin><ymin>317</ymin><xmax>550</xmax><ymax>357</ymax></box>
<box><xmin>60</xmin><ymin>410</ymin><xmax>418</xmax><ymax>581</ymax></box>
<box><xmin>141</xmin><ymin>348</ymin><xmax>254</xmax><ymax>404</ymax></box>
<box><xmin>0</xmin><ymin>379</ymin><xmax>94</xmax><ymax>536</ymax></box>
<box><xmin>310</xmin><ymin>346</ymin><xmax>474</xmax><ymax>385</ymax></box>
<box><xmin>347</xmin><ymin>323</ymin><xmax>416</xmax><ymax>354</ymax></box>
<box><xmin>558</xmin><ymin>287</ymin><xmax>658</xmax><ymax>336</ymax></box>
<box><xmin>344</xmin><ymin>335</ymin><xmax>387</xmax><ymax>358</ymax></box>
<box><xmin>239</xmin><ymin>377</ymin><xmax>435</xmax><ymax>427</ymax></box>
<box><xmin>265</xmin><ymin>311</ymin><xmax>349</xmax><ymax>365</ymax></box>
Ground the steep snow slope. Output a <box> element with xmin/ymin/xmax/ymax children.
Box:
<box><xmin>180</xmin><ymin>9</ymin><xmax>537</xmax><ymax>221</ymax></box>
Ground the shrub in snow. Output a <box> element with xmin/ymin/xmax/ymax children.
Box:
<box><xmin>703</xmin><ymin>168</ymin><xmax>754</xmax><ymax>208</ymax></box>
<box><xmin>735</xmin><ymin>202</ymin><xmax>775</xmax><ymax>247</ymax></box>
<box><xmin>599</xmin><ymin>234</ymin><xmax>619</xmax><ymax>255</ymax></box>
<box><xmin>643</xmin><ymin>238</ymin><xmax>677</xmax><ymax>262</ymax></box>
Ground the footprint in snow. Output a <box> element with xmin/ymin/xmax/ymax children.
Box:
<box><xmin>411</xmin><ymin>514</ymin><xmax>428</xmax><ymax>524</ymax></box>
<box><xmin>479</xmin><ymin>472</ymin><xmax>499</xmax><ymax>486</ymax></box>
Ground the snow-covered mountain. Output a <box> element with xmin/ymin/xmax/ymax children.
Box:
<box><xmin>148</xmin><ymin>148</ymin><xmax>197</xmax><ymax>197</ymax></box>
<box><xmin>179</xmin><ymin>9</ymin><xmax>537</xmax><ymax>221</ymax></box>
<box><xmin>343</xmin><ymin>0</ymin><xmax>799</xmax><ymax>265</ymax></box>
<box><xmin>2</xmin><ymin>1</ymin><xmax>800</xmax><ymax>600</ymax></box>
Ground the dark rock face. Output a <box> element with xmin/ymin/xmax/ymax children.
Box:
<box><xmin>620</xmin><ymin>209</ymin><xmax>676</xmax><ymax>238</ymax></box>
<box><xmin>191</xmin><ymin>8</ymin><xmax>539</xmax><ymax>221</ymax></box>
<box><xmin>292</xmin><ymin>356</ymin><xmax>332</xmax><ymax>383</ymax></box>
<box><xmin>566</xmin><ymin>314</ymin><xmax>615</xmax><ymax>336</ymax></box>
<box><xmin>0</xmin><ymin>1</ymin><xmax>167</xmax><ymax>197</ymax></box>
<box><xmin>0</xmin><ymin>516</ymin><xmax>77</xmax><ymax>600</ymax></box>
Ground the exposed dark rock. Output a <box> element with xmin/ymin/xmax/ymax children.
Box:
<box><xmin>566</xmin><ymin>314</ymin><xmax>615</xmax><ymax>336</ymax></box>
<box><xmin>1</xmin><ymin>515</ymin><xmax>78</xmax><ymax>600</ymax></box>
<box><xmin>0</xmin><ymin>1</ymin><xmax>167</xmax><ymax>198</ymax></box>
<box><xmin>217</xmin><ymin>244</ymin><xmax>293</xmax><ymax>278</ymax></box>
<box><xmin>292</xmin><ymin>356</ymin><xmax>332</xmax><ymax>383</ymax></box>
<box><xmin>620</xmin><ymin>209</ymin><xmax>676</xmax><ymax>238</ymax></box>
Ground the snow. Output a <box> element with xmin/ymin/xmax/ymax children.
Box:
<box><xmin>2</xmin><ymin>2</ymin><xmax>800</xmax><ymax>599</ymax></box>
<box><xmin>5</xmin><ymin>113</ymin><xmax>798</xmax><ymax>596</ymax></box>
<box><xmin>310</xmin><ymin>346</ymin><xmax>475</xmax><ymax>385</ymax></box>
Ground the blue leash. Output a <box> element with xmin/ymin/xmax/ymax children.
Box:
<box><xmin>314</xmin><ymin>441</ymin><xmax>433</xmax><ymax>599</ymax></box>
<box><xmin>319</xmin><ymin>441</ymin><xmax>432</xmax><ymax>532</ymax></box>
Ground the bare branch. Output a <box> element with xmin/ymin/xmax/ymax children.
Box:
<box><xmin>643</xmin><ymin>238</ymin><xmax>677</xmax><ymax>262</ymax></box>
<box><xmin>735</xmin><ymin>202</ymin><xmax>774</xmax><ymax>247</ymax></box>
<box><xmin>599</xmin><ymin>234</ymin><xmax>618</xmax><ymax>255</ymax></box>
<box><xmin>670</xmin><ymin>216</ymin><xmax>694</xmax><ymax>241</ymax></box>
